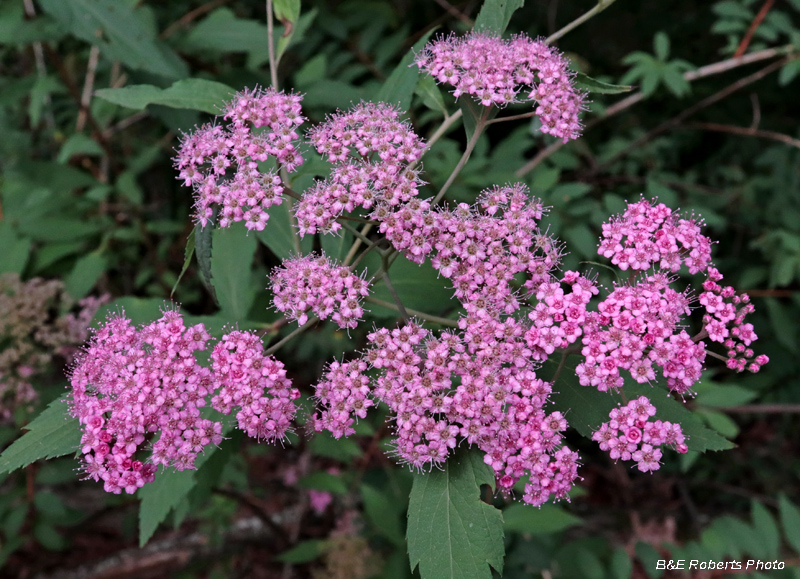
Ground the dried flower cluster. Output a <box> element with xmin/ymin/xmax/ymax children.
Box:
<box><xmin>0</xmin><ymin>273</ymin><xmax>106</xmax><ymax>423</ymax></box>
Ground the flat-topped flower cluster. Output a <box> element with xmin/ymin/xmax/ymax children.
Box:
<box><xmin>74</xmin><ymin>30</ymin><xmax>769</xmax><ymax>503</ymax></box>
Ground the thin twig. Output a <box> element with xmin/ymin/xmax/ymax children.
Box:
<box><xmin>734</xmin><ymin>0</ymin><xmax>775</xmax><ymax>58</ymax></box>
<box><xmin>433</xmin><ymin>105</ymin><xmax>489</xmax><ymax>204</ymax></box>
<box><xmin>76</xmin><ymin>45</ymin><xmax>100</xmax><ymax>133</ymax></box>
<box><xmin>365</xmin><ymin>296</ymin><xmax>459</xmax><ymax>327</ymax></box>
<box><xmin>722</xmin><ymin>404</ymin><xmax>800</xmax><ymax>414</ymax></box>
<box><xmin>485</xmin><ymin>110</ymin><xmax>537</xmax><ymax>125</ymax></box>
<box><xmin>161</xmin><ymin>0</ymin><xmax>233</xmax><ymax>38</ymax></box>
<box><xmin>342</xmin><ymin>223</ymin><xmax>376</xmax><ymax>266</ymax></box>
<box><xmin>266</xmin><ymin>0</ymin><xmax>279</xmax><ymax>89</ymax></box>
<box><xmin>546</xmin><ymin>0</ymin><xmax>617</xmax><ymax>45</ymax></box>
<box><xmin>515</xmin><ymin>44</ymin><xmax>796</xmax><ymax>177</ymax></box>
<box><xmin>684</xmin><ymin>121</ymin><xmax>800</xmax><ymax>150</ymax></box>
<box><xmin>594</xmin><ymin>57</ymin><xmax>790</xmax><ymax>171</ymax></box>
<box><xmin>380</xmin><ymin>264</ymin><xmax>410</xmax><ymax>322</ymax></box>
<box><xmin>433</xmin><ymin>0</ymin><xmax>474</xmax><ymax>25</ymax></box>
<box><xmin>425</xmin><ymin>108</ymin><xmax>463</xmax><ymax>151</ymax></box>
<box><xmin>264</xmin><ymin>317</ymin><xmax>318</xmax><ymax>355</ymax></box>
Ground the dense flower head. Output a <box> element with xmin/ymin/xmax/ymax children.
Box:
<box><xmin>575</xmin><ymin>274</ymin><xmax>706</xmax><ymax>394</ymax></box>
<box><xmin>70</xmin><ymin>310</ymin><xmax>300</xmax><ymax>494</ymax></box>
<box><xmin>380</xmin><ymin>183</ymin><xmax>563</xmax><ymax>316</ymax></box>
<box><xmin>296</xmin><ymin>102</ymin><xmax>426</xmax><ymax>235</ymax></box>
<box><xmin>311</xmin><ymin>319</ymin><xmax>580</xmax><ymax>506</ymax></box>
<box><xmin>593</xmin><ymin>396</ymin><xmax>688</xmax><ymax>472</ymax></box>
<box><xmin>174</xmin><ymin>87</ymin><xmax>305</xmax><ymax>230</ymax></box>
<box><xmin>270</xmin><ymin>253</ymin><xmax>370</xmax><ymax>329</ymax></box>
<box><xmin>69</xmin><ymin>310</ymin><xmax>218</xmax><ymax>494</ymax></box>
<box><xmin>210</xmin><ymin>330</ymin><xmax>299</xmax><ymax>441</ymax></box>
<box><xmin>598</xmin><ymin>198</ymin><xmax>713</xmax><ymax>275</ymax></box>
<box><xmin>415</xmin><ymin>32</ymin><xmax>585</xmax><ymax>141</ymax></box>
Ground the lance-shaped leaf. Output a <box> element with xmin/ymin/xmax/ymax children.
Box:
<box><xmin>407</xmin><ymin>448</ymin><xmax>504</xmax><ymax>579</ymax></box>
<box><xmin>95</xmin><ymin>79</ymin><xmax>234</xmax><ymax>115</ymax></box>
<box><xmin>473</xmin><ymin>0</ymin><xmax>525</xmax><ymax>35</ymax></box>
<box><xmin>0</xmin><ymin>397</ymin><xmax>80</xmax><ymax>474</ymax></box>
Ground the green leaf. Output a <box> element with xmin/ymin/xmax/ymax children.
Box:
<box><xmin>308</xmin><ymin>431</ymin><xmax>363</xmax><ymax>461</ymax></box>
<box><xmin>415</xmin><ymin>75</ymin><xmax>448</xmax><ymax>115</ymax></box>
<box><xmin>635</xmin><ymin>542</ymin><xmax>664</xmax><ymax>579</ymax></box>
<box><xmin>407</xmin><ymin>448</ymin><xmax>504</xmax><ymax>579</ymax></box>
<box><xmin>765</xmin><ymin>298</ymin><xmax>797</xmax><ymax>352</ymax></box>
<box><xmin>211</xmin><ymin>223</ymin><xmax>258</xmax><ymax>319</ymax></box>
<box><xmin>182</xmin><ymin>8</ymin><xmax>267</xmax><ymax>54</ymax></box>
<box><xmin>64</xmin><ymin>251</ymin><xmax>107</xmax><ymax>299</ymax></box>
<box><xmin>0</xmin><ymin>398</ymin><xmax>80</xmax><ymax>474</ymax></box>
<box><xmin>779</xmin><ymin>494</ymin><xmax>800</xmax><ymax>554</ymax></box>
<box><xmin>610</xmin><ymin>548</ymin><xmax>633</xmax><ymax>579</ymax></box>
<box><xmin>473</xmin><ymin>0</ymin><xmax>526</xmax><ymax>35</ymax></box>
<box><xmin>320</xmin><ymin>230</ymin><xmax>354</xmax><ymax>262</ymax></box>
<box><xmin>695</xmin><ymin>408</ymin><xmax>739</xmax><ymax>439</ymax></box>
<box><xmin>653</xmin><ymin>32</ymin><xmax>670</xmax><ymax>61</ymax></box>
<box><xmin>138</xmin><ymin>437</ymin><xmax>227</xmax><ymax>546</ymax></box>
<box><xmin>693</xmin><ymin>382</ymin><xmax>757</xmax><ymax>408</ymax></box>
<box><xmin>362</xmin><ymin>484</ymin><xmax>405</xmax><ymax>546</ymax></box>
<box><xmin>574</xmin><ymin>73</ymin><xmax>633</xmax><ymax>94</ymax></box>
<box><xmin>778</xmin><ymin>59</ymin><xmax>800</xmax><ymax>86</ymax></box>
<box><xmin>195</xmin><ymin>221</ymin><xmax>217</xmax><ymax>303</ymax></box>
<box><xmin>503</xmin><ymin>503</ymin><xmax>581</xmax><ymax>534</ymax></box>
<box><xmin>256</xmin><ymin>198</ymin><xmax>311</xmax><ymax>260</ymax></box>
<box><xmin>549</xmin><ymin>369</ymin><xmax>734</xmax><ymax>453</ymax></box>
<box><xmin>276</xmin><ymin>539</ymin><xmax>327</xmax><ymax>563</ymax></box>
<box><xmin>38</xmin><ymin>0</ymin><xmax>186</xmax><ymax>79</ymax></box>
<box><xmin>377</xmin><ymin>28</ymin><xmax>436</xmax><ymax>111</ymax></box>
<box><xmin>171</xmin><ymin>229</ymin><xmax>195</xmax><ymax>298</ymax></box>
<box><xmin>0</xmin><ymin>223</ymin><xmax>31</xmax><ymax>275</ymax></box>
<box><xmin>95</xmin><ymin>79</ymin><xmax>234</xmax><ymax>115</ymax></box>
<box><xmin>138</xmin><ymin>469</ymin><xmax>195</xmax><ymax>547</ymax></box>
<box><xmin>299</xmin><ymin>471</ymin><xmax>348</xmax><ymax>494</ymax></box>
<box><xmin>367</xmin><ymin>255</ymin><xmax>456</xmax><ymax>317</ymax></box>
<box><xmin>273</xmin><ymin>0</ymin><xmax>301</xmax><ymax>23</ymax></box>
<box><xmin>751</xmin><ymin>501</ymin><xmax>780</xmax><ymax>559</ymax></box>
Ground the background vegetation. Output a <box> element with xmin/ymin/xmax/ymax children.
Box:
<box><xmin>0</xmin><ymin>0</ymin><xmax>799</xmax><ymax>577</ymax></box>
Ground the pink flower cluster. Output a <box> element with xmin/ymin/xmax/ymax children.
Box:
<box><xmin>700</xmin><ymin>267</ymin><xmax>768</xmax><ymax>373</ymax></box>
<box><xmin>380</xmin><ymin>184</ymin><xmax>562</xmax><ymax>315</ymax></box>
<box><xmin>210</xmin><ymin>330</ymin><xmax>299</xmax><ymax>441</ymax></box>
<box><xmin>593</xmin><ymin>396</ymin><xmax>688</xmax><ymax>472</ymax></box>
<box><xmin>525</xmin><ymin>271</ymin><xmax>598</xmax><ymax>359</ymax></box>
<box><xmin>414</xmin><ymin>33</ymin><xmax>585</xmax><ymax>141</ymax></box>
<box><xmin>576</xmin><ymin>274</ymin><xmax>706</xmax><ymax>394</ymax></box>
<box><xmin>598</xmin><ymin>198</ymin><xmax>713</xmax><ymax>274</ymax></box>
<box><xmin>174</xmin><ymin>87</ymin><xmax>304</xmax><ymax>230</ymax></box>
<box><xmin>270</xmin><ymin>254</ymin><xmax>370</xmax><ymax>329</ymax></box>
<box><xmin>69</xmin><ymin>311</ymin><xmax>297</xmax><ymax>494</ymax></box>
<box><xmin>296</xmin><ymin>102</ymin><xmax>426</xmax><ymax>235</ymax></box>
<box><xmin>312</xmin><ymin>319</ymin><xmax>579</xmax><ymax>507</ymax></box>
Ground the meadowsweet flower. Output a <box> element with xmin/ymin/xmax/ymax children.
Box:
<box><xmin>415</xmin><ymin>32</ymin><xmax>585</xmax><ymax>141</ymax></box>
<box><xmin>593</xmin><ymin>396</ymin><xmax>687</xmax><ymax>472</ymax></box>
<box><xmin>270</xmin><ymin>254</ymin><xmax>370</xmax><ymax>329</ymax></box>
<box><xmin>381</xmin><ymin>183</ymin><xmax>562</xmax><ymax>316</ymax></box>
<box><xmin>296</xmin><ymin>102</ymin><xmax>426</xmax><ymax>235</ymax></box>
<box><xmin>70</xmin><ymin>310</ymin><xmax>218</xmax><ymax>494</ymax></box>
<box><xmin>174</xmin><ymin>87</ymin><xmax>304</xmax><ymax>230</ymax></box>
<box><xmin>210</xmin><ymin>330</ymin><xmax>299</xmax><ymax>441</ymax></box>
<box><xmin>597</xmin><ymin>198</ymin><xmax>713</xmax><ymax>274</ymax></box>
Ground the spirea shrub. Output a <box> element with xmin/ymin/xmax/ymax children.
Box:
<box><xmin>54</xmin><ymin>24</ymin><xmax>768</xmax><ymax>570</ymax></box>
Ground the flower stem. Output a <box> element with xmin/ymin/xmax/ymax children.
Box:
<box><xmin>265</xmin><ymin>317</ymin><xmax>318</xmax><ymax>355</ymax></box>
<box><xmin>546</xmin><ymin>0</ymin><xmax>617</xmax><ymax>45</ymax></box>
<box><xmin>266</xmin><ymin>0</ymin><xmax>279</xmax><ymax>89</ymax></box>
<box><xmin>365</xmin><ymin>296</ymin><xmax>459</xmax><ymax>328</ymax></box>
<box><xmin>432</xmin><ymin>105</ymin><xmax>490</xmax><ymax>205</ymax></box>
